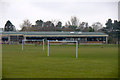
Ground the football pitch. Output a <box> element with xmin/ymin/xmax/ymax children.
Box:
<box><xmin>2</xmin><ymin>44</ymin><xmax>118</xmax><ymax>78</ymax></box>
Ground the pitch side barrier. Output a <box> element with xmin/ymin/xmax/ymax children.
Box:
<box><xmin>47</xmin><ymin>40</ymin><xmax>78</xmax><ymax>58</ymax></box>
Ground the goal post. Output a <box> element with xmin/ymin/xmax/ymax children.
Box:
<box><xmin>22</xmin><ymin>39</ymin><xmax>45</xmax><ymax>51</ymax></box>
<box><xmin>47</xmin><ymin>40</ymin><xmax>78</xmax><ymax>58</ymax></box>
<box><xmin>47</xmin><ymin>40</ymin><xmax>49</xmax><ymax>57</ymax></box>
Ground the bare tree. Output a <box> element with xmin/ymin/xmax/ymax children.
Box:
<box><xmin>92</xmin><ymin>22</ymin><xmax>103</xmax><ymax>32</ymax></box>
<box><xmin>65</xmin><ymin>22</ymin><xmax>69</xmax><ymax>28</ymax></box>
<box><xmin>20</xmin><ymin>19</ymin><xmax>32</xmax><ymax>31</ymax></box>
<box><xmin>51</xmin><ymin>20</ymin><xmax>59</xmax><ymax>27</ymax></box>
<box><xmin>70</xmin><ymin>16</ymin><xmax>79</xmax><ymax>27</ymax></box>
<box><xmin>65</xmin><ymin>16</ymin><xmax>80</xmax><ymax>30</ymax></box>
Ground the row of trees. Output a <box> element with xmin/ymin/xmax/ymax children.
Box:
<box><xmin>4</xmin><ymin>17</ymin><xmax>120</xmax><ymax>44</ymax></box>
<box><xmin>102</xmin><ymin>19</ymin><xmax>120</xmax><ymax>44</ymax></box>
<box><xmin>19</xmin><ymin>16</ymin><xmax>103</xmax><ymax>32</ymax></box>
<box><xmin>4</xmin><ymin>17</ymin><xmax>119</xmax><ymax>32</ymax></box>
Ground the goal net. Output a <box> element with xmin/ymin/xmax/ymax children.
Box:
<box><xmin>22</xmin><ymin>39</ymin><xmax>45</xmax><ymax>51</ymax></box>
<box><xmin>47</xmin><ymin>40</ymin><xmax>78</xmax><ymax>58</ymax></box>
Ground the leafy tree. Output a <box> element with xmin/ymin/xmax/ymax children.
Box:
<box><xmin>104</xmin><ymin>19</ymin><xmax>120</xmax><ymax>44</ymax></box>
<box><xmin>78</xmin><ymin>22</ymin><xmax>86</xmax><ymax>31</ymax></box>
<box><xmin>42</xmin><ymin>21</ymin><xmax>55</xmax><ymax>31</ymax></box>
<box><xmin>4</xmin><ymin>20</ymin><xmax>16</xmax><ymax>31</ymax></box>
<box><xmin>56</xmin><ymin>21</ymin><xmax>62</xmax><ymax>28</ymax></box>
<box><xmin>89</xmin><ymin>27</ymin><xmax>94</xmax><ymax>32</ymax></box>
<box><xmin>43</xmin><ymin>21</ymin><xmax>54</xmax><ymax>27</ymax></box>
<box><xmin>77</xmin><ymin>22</ymin><xmax>89</xmax><ymax>31</ymax></box>
<box><xmin>113</xmin><ymin>20</ymin><xmax>120</xmax><ymax>31</ymax></box>
<box><xmin>35</xmin><ymin>20</ymin><xmax>43</xmax><ymax>27</ymax></box>
<box><xmin>68</xmin><ymin>25</ymin><xmax>77</xmax><ymax>30</ymax></box>
<box><xmin>82</xmin><ymin>27</ymin><xmax>89</xmax><ymax>32</ymax></box>
<box><xmin>105</xmin><ymin>19</ymin><xmax>113</xmax><ymax>30</ymax></box>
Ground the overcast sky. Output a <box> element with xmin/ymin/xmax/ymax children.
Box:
<box><xmin>0</xmin><ymin>0</ymin><xmax>119</xmax><ymax>30</ymax></box>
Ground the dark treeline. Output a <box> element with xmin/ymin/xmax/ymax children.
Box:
<box><xmin>4</xmin><ymin>17</ymin><xmax>120</xmax><ymax>44</ymax></box>
<box><xmin>103</xmin><ymin>19</ymin><xmax>120</xmax><ymax>44</ymax></box>
<box><xmin>4</xmin><ymin>20</ymin><xmax>16</xmax><ymax>32</ymax></box>
<box><xmin>19</xmin><ymin>17</ymin><xmax>101</xmax><ymax>32</ymax></box>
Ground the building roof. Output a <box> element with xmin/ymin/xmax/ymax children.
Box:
<box><xmin>2</xmin><ymin>31</ymin><xmax>108</xmax><ymax>36</ymax></box>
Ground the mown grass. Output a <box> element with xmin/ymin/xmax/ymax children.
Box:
<box><xmin>2</xmin><ymin>44</ymin><xmax>118</xmax><ymax>78</ymax></box>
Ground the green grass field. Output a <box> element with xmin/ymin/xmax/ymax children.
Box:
<box><xmin>2</xmin><ymin>44</ymin><xmax>118</xmax><ymax>78</ymax></box>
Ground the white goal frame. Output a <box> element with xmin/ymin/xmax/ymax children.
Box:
<box><xmin>47</xmin><ymin>40</ymin><xmax>78</xmax><ymax>58</ymax></box>
<box><xmin>22</xmin><ymin>39</ymin><xmax>44</xmax><ymax>51</ymax></box>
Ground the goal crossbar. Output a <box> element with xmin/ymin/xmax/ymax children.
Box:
<box><xmin>47</xmin><ymin>40</ymin><xmax>78</xmax><ymax>58</ymax></box>
<box><xmin>22</xmin><ymin>39</ymin><xmax>44</xmax><ymax>51</ymax></box>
